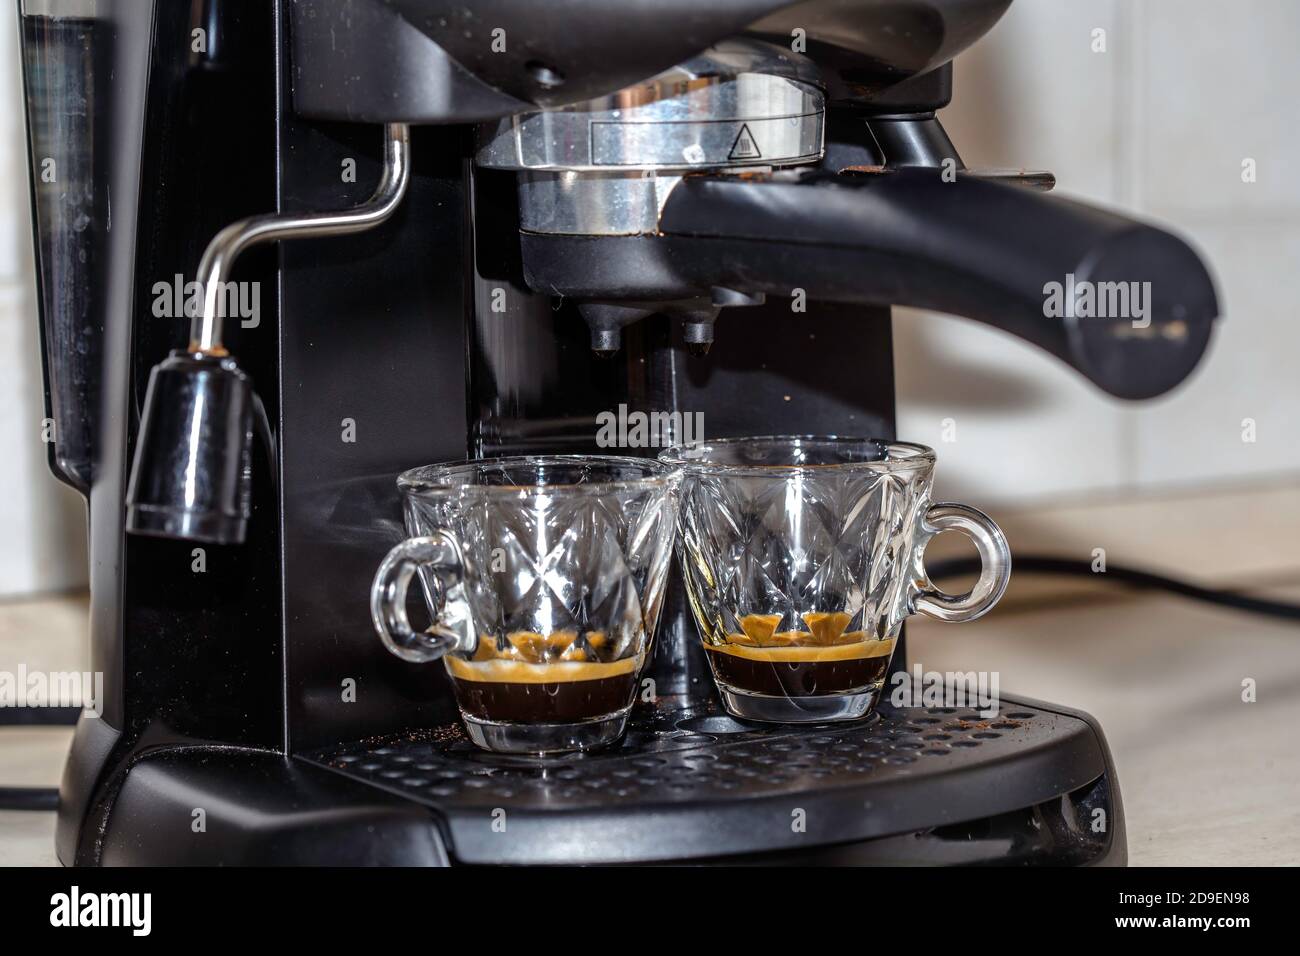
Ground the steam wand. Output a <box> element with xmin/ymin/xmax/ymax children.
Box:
<box><xmin>125</xmin><ymin>123</ymin><xmax>411</xmax><ymax>544</ymax></box>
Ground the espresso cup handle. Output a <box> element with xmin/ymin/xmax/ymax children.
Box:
<box><xmin>913</xmin><ymin>503</ymin><xmax>1011</xmax><ymax>623</ymax></box>
<box><xmin>370</xmin><ymin>532</ymin><xmax>470</xmax><ymax>662</ymax></box>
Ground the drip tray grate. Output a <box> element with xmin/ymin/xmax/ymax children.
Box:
<box><xmin>301</xmin><ymin>695</ymin><xmax>1107</xmax><ymax>864</ymax></box>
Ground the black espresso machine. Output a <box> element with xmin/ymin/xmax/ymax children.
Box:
<box><xmin>19</xmin><ymin>0</ymin><xmax>1218</xmax><ymax>865</ymax></box>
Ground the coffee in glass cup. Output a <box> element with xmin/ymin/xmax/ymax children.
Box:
<box><xmin>660</xmin><ymin>436</ymin><xmax>1010</xmax><ymax>723</ymax></box>
<box><xmin>370</xmin><ymin>456</ymin><xmax>679</xmax><ymax>754</ymax></box>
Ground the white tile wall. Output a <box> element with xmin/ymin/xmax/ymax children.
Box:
<box><xmin>1135</xmin><ymin>0</ymin><xmax>1300</xmax><ymax>222</ymax></box>
<box><xmin>1129</xmin><ymin>221</ymin><xmax>1300</xmax><ymax>487</ymax></box>
<box><xmin>897</xmin><ymin>0</ymin><xmax>1300</xmax><ymax>506</ymax></box>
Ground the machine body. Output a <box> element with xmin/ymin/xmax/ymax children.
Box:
<box><xmin>18</xmin><ymin>0</ymin><xmax>1217</xmax><ymax>865</ymax></box>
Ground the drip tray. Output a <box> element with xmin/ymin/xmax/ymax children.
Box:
<box><xmin>302</xmin><ymin>694</ymin><xmax>1110</xmax><ymax>864</ymax></box>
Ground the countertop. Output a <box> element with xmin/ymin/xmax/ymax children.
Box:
<box><xmin>3</xmin><ymin>581</ymin><xmax>1298</xmax><ymax>866</ymax></box>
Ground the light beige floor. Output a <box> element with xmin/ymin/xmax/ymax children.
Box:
<box><xmin>3</xmin><ymin>585</ymin><xmax>1299</xmax><ymax>866</ymax></box>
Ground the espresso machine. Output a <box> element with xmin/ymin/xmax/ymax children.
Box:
<box><xmin>19</xmin><ymin>0</ymin><xmax>1218</xmax><ymax>865</ymax></box>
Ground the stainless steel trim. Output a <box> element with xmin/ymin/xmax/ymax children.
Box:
<box><xmin>479</xmin><ymin>78</ymin><xmax>824</xmax><ymax>172</ymax></box>
<box><xmin>189</xmin><ymin>123</ymin><xmax>410</xmax><ymax>355</ymax></box>
<box><xmin>515</xmin><ymin>171</ymin><xmax>685</xmax><ymax>236</ymax></box>
<box><xmin>476</xmin><ymin>40</ymin><xmax>824</xmax><ymax>235</ymax></box>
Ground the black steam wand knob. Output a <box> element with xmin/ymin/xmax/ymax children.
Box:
<box><xmin>125</xmin><ymin>123</ymin><xmax>411</xmax><ymax>544</ymax></box>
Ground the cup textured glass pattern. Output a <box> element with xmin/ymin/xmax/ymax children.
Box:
<box><xmin>389</xmin><ymin>456</ymin><xmax>679</xmax><ymax>753</ymax></box>
<box><xmin>402</xmin><ymin>458</ymin><xmax>678</xmax><ymax>663</ymax></box>
<box><xmin>673</xmin><ymin>442</ymin><xmax>933</xmax><ymax>648</ymax></box>
<box><xmin>662</xmin><ymin>437</ymin><xmax>1008</xmax><ymax>723</ymax></box>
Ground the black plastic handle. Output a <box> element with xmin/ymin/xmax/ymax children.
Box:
<box><xmin>660</xmin><ymin>169</ymin><xmax>1219</xmax><ymax>400</ymax></box>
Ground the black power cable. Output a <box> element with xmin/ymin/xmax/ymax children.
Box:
<box><xmin>0</xmin><ymin>706</ymin><xmax>81</xmax><ymax>727</ymax></box>
<box><xmin>927</xmin><ymin>554</ymin><xmax>1300</xmax><ymax>622</ymax></box>
<box><xmin>0</xmin><ymin>786</ymin><xmax>58</xmax><ymax>811</ymax></box>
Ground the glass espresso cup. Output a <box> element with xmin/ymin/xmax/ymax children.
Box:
<box><xmin>659</xmin><ymin>436</ymin><xmax>1010</xmax><ymax>723</ymax></box>
<box><xmin>370</xmin><ymin>456</ymin><xmax>679</xmax><ymax>755</ymax></box>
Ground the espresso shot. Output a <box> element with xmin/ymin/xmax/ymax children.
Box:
<box><xmin>703</xmin><ymin>613</ymin><xmax>895</xmax><ymax>716</ymax></box>
<box><xmin>706</xmin><ymin>643</ymin><xmax>893</xmax><ymax>698</ymax></box>
<box><xmin>446</xmin><ymin>629</ymin><xmax>639</xmax><ymax>727</ymax></box>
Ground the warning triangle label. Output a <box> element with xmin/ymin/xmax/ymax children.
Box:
<box><xmin>728</xmin><ymin>124</ymin><xmax>762</xmax><ymax>161</ymax></box>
